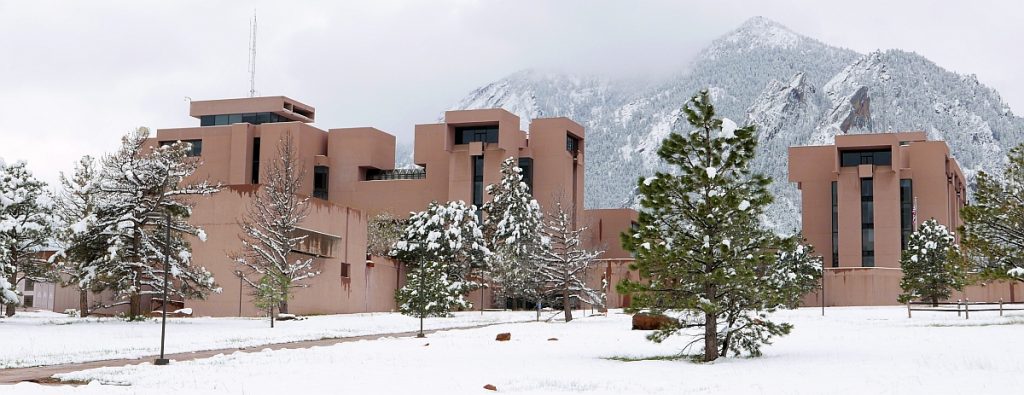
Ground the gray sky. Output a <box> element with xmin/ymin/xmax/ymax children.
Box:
<box><xmin>2</xmin><ymin>0</ymin><xmax>1021</xmax><ymax>185</ymax></box>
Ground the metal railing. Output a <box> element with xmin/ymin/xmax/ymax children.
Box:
<box><xmin>365</xmin><ymin>168</ymin><xmax>426</xmax><ymax>181</ymax></box>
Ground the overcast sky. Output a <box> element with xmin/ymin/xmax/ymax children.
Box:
<box><xmin>2</xmin><ymin>0</ymin><xmax>1021</xmax><ymax>185</ymax></box>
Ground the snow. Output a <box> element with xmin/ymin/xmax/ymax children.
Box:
<box><xmin>0</xmin><ymin>310</ymin><xmax>541</xmax><ymax>369</ymax></box>
<box><xmin>738</xmin><ymin>200</ymin><xmax>750</xmax><ymax>211</ymax></box>
<box><xmin>720</xmin><ymin>117</ymin><xmax>737</xmax><ymax>138</ymax></box>
<box><xmin>705</xmin><ymin>166</ymin><xmax>718</xmax><ymax>179</ymax></box>
<box><xmin>9</xmin><ymin>307</ymin><xmax>1024</xmax><ymax>394</ymax></box>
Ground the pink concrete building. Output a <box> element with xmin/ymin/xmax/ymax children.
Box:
<box><xmin>790</xmin><ymin>132</ymin><xmax>1019</xmax><ymax>305</ymax></box>
<box><xmin>34</xmin><ymin>96</ymin><xmax>637</xmax><ymax>316</ymax></box>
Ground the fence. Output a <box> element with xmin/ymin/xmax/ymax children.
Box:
<box><xmin>906</xmin><ymin>299</ymin><xmax>1024</xmax><ymax>319</ymax></box>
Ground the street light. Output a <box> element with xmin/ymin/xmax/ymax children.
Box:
<box><xmin>155</xmin><ymin>211</ymin><xmax>171</xmax><ymax>366</ymax></box>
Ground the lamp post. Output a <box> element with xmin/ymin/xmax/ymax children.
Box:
<box><xmin>155</xmin><ymin>211</ymin><xmax>171</xmax><ymax>366</ymax></box>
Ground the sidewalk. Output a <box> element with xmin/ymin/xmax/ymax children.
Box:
<box><xmin>0</xmin><ymin>321</ymin><xmax>521</xmax><ymax>385</ymax></box>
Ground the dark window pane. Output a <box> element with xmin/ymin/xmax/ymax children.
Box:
<box><xmin>242</xmin><ymin>113</ymin><xmax>258</xmax><ymax>124</ymax></box>
<box><xmin>875</xmin><ymin>150</ymin><xmax>891</xmax><ymax>166</ymax></box>
<box><xmin>214</xmin><ymin>114</ymin><xmax>230</xmax><ymax>125</ymax></box>
<box><xmin>200</xmin><ymin>115</ymin><xmax>215</xmax><ymax>126</ymax></box>
<box><xmin>313</xmin><ymin>166</ymin><xmax>329</xmax><ymax>200</ymax></box>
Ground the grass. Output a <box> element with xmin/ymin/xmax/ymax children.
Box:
<box><xmin>604</xmin><ymin>354</ymin><xmax>691</xmax><ymax>363</ymax></box>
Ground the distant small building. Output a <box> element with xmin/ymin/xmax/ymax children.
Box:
<box><xmin>789</xmin><ymin>132</ymin><xmax>1017</xmax><ymax>305</ymax></box>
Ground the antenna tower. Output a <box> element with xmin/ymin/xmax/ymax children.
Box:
<box><xmin>248</xmin><ymin>10</ymin><xmax>257</xmax><ymax>97</ymax></box>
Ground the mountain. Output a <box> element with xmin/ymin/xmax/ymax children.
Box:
<box><xmin>448</xmin><ymin>16</ymin><xmax>1024</xmax><ymax>234</ymax></box>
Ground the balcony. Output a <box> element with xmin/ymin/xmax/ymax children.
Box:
<box><xmin>365</xmin><ymin>168</ymin><xmax>426</xmax><ymax>181</ymax></box>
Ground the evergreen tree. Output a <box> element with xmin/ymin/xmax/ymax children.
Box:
<box><xmin>391</xmin><ymin>201</ymin><xmax>491</xmax><ymax>315</ymax></box>
<box><xmin>618</xmin><ymin>90</ymin><xmax>791</xmax><ymax>362</ymax></box>
<box><xmin>534</xmin><ymin>200</ymin><xmax>603</xmax><ymax>322</ymax></box>
<box><xmin>961</xmin><ymin>144</ymin><xmax>1024</xmax><ymax>282</ymax></box>
<box><xmin>253</xmin><ymin>271</ymin><xmax>288</xmax><ymax>328</ymax></box>
<box><xmin>52</xmin><ymin>155</ymin><xmax>109</xmax><ymax>316</ymax></box>
<box><xmin>899</xmin><ymin>219</ymin><xmax>965</xmax><ymax>306</ymax></box>
<box><xmin>0</xmin><ymin>160</ymin><xmax>56</xmax><ymax>316</ymax></box>
<box><xmin>97</xmin><ymin>127</ymin><xmax>221</xmax><ymax>318</ymax></box>
<box><xmin>233</xmin><ymin>133</ymin><xmax>316</xmax><ymax>315</ymax></box>
<box><xmin>482</xmin><ymin>157</ymin><xmax>544</xmax><ymax>309</ymax></box>
<box><xmin>395</xmin><ymin>260</ymin><xmax>469</xmax><ymax>337</ymax></box>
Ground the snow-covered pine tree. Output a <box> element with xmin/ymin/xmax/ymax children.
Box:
<box><xmin>0</xmin><ymin>160</ymin><xmax>56</xmax><ymax>316</ymax></box>
<box><xmin>97</xmin><ymin>127</ymin><xmax>220</xmax><ymax>318</ymax></box>
<box><xmin>961</xmin><ymin>144</ymin><xmax>1024</xmax><ymax>282</ymax></box>
<box><xmin>395</xmin><ymin>260</ymin><xmax>469</xmax><ymax>337</ymax></box>
<box><xmin>534</xmin><ymin>200</ymin><xmax>602</xmax><ymax>322</ymax></box>
<box><xmin>619</xmin><ymin>90</ymin><xmax>785</xmax><ymax>362</ymax></box>
<box><xmin>482</xmin><ymin>157</ymin><xmax>544</xmax><ymax>309</ymax></box>
<box><xmin>898</xmin><ymin>219</ymin><xmax>965</xmax><ymax>306</ymax></box>
<box><xmin>767</xmin><ymin>236</ymin><xmax>823</xmax><ymax>309</ymax></box>
<box><xmin>714</xmin><ymin>236</ymin><xmax>822</xmax><ymax>357</ymax></box>
<box><xmin>391</xmin><ymin>201</ymin><xmax>491</xmax><ymax>317</ymax></box>
<box><xmin>52</xmin><ymin>155</ymin><xmax>108</xmax><ymax>316</ymax></box>
<box><xmin>233</xmin><ymin>133</ymin><xmax>316</xmax><ymax>315</ymax></box>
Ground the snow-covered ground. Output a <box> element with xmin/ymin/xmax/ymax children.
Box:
<box><xmin>7</xmin><ymin>306</ymin><xmax>1024</xmax><ymax>394</ymax></box>
<box><xmin>0</xmin><ymin>309</ymin><xmax>543</xmax><ymax>369</ymax></box>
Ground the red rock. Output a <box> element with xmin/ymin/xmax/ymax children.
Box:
<box><xmin>483</xmin><ymin>384</ymin><xmax>497</xmax><ymax>391</ymax></box>
<box><xmin>495</xmin><ymin>333</ymin><xmax>511</xmax><ymax>341</ymax></box>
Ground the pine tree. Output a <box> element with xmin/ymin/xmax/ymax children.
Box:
<box><xmin>961</xmin><ymin>144</ymin><xmax>1024</xmax><ymax>282</ymax></box>
<box><xmin>52</xmin><ymin>155</ymin><xmax>108</xmax><ymax>317</ymax></box>
<box><xmin>534</xmin><ymin>200</ymin><xmax>603</xmax><ymax>322</ymax></box>
<box><xmin>391</xmin><ymin>201</ymin><xmax>491</xmax><ymax>319</ymax></box>
<box><xmin>253</xmin><ymin>271</ymin><xmax>288</xmax><ymax>328</ymax></box>
<box><xmin>899</xmin><ymin>219</ymin><xmax>965</xmax><ymax>306</ymax></box>
<box><xmin>619</xmin><ymin>90</ymin><xmax>789</xmax><ymax>362</ymax></box>
<box><xmin>0</xmin><ymin>160</ymin><xmax>56</xmax><ymax>316</ymax></box>
<box><xmin>97</xmin><ymin>127</ymin><xmax>221</xmax><ymax>318</ymax></box>
<box><xmin>233</xmin><ymin>133</ymin><xmax>316</xmax><ymax>315</ymax></box>
<box><xmin>395</xmin><ymin>260</ymin><xmax>469</xmax><ymax>337</ymax></box>
<box><xmin>482</xmin><ymin>157</ymin><xmax>544</xmax><ymax>309</ymax></box>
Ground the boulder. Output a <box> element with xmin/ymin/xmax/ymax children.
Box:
<box><xmin>483</xmin><ymin>384</ymin><xmax>497</xmax><ymax>391</ymax></box>
<box><xmin>631</xmin><ymin>313</ymin><xmax>677</xmax><ymax>330</ymax></box>
<box><xmin>547</xmin><ymin>338</ymin><xmax>559</xmax><ymax>341</ymax></box>
<box><xmin>495</xmin><ymin>332</ymin><xmax>511</xmax><ymax>341</ymax></box>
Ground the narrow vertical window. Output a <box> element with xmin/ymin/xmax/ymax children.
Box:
<box><xmin>518</xmin><ymin>157</ymin><xmax>533</xmax><ymax>193</ymax></box>
<box><xmin>861</xmin><ymin>178</ymin><xmax>874</xmax><ymax>267</ymax></box>
<box><xmin>900</xmin><ymin>179</ymin><xmax>913</xmax><ymax>250</ymax></box>
<box><xmin>313</xmin><ymin>166</ymin><xmax>329</xmax><ymax>200</ymax></box>
<box><xmin>472</xmin><ymin>156</ymin><xmax>484</xmax><ymax>220</ymax></box>
<box><xmin>251</xmin><ymin>138</ymin><xmax>261</xmax><ymax>184</ymax></box>
<box><xmin>831</xmin><ymin>181</ymin><xmax>839</xmax><ymax>267</ymax></box>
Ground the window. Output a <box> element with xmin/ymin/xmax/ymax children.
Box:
<box><xmin>840</xmin><ymin>149</ymin><xmax>892</xmax><ymax>167</ymax></box>
<box><xmin>900</xmin><ymin>179</ymin><xmax>913</xmax><ymax>250</ymax></box>
<box><xmin>518</xmin><ymin>157</ymin><xmax>534</xmax><ymax>193</ymax></box>
<box><xmin>251</xmin><ymin>138</ymin><xmax>260</xmax><ymax>184</ymax></box>
<box><xmin>313</xmin><ymin>166</ymin><xmax>329</xmax><ymax>200</ymax></box>
<box><xmin>24</xmin><ymin>279</ymin><xmax>34</xmax><ymax>292</ymax></box>
<box><xmin>831</xmin><ymin>181</ymin><xmax>839</xmax><ymax>267</ymax></box>
<box><xmin>454</xmin><ymin>126</ymin><xmax>499</xmax><ymax>144</ymax></box>
<box><xmin>861</xmin><ymin>178</ymin><xmax>874</xmax><ymax>267</ymax></box>
<box><xmin>340</xmin><ymin>262</ymin><xmax>351</xmax><ymax>278</ymax></box>
<box><xmin>199</xmin><ymin>112</ymin><xmax>288</xmax><ymax>126</ymax></box>
<box><xmin>566</xmin><ymin>134</ymin><xmax>580</xmax><ymax>158</ymax></box>
<box><xmin>159</xmin><ymin>139</ymin><xmax>202</xmax><ymax>157</ymax></box>
<box><xmin>472</xmin><ymin>156</ymin><xmax>484</xmax><ymax>212</ymax></box>
<box><xmin>23</xmin><ymin>295</ymin><xmax>33</xmax><ymax>307</ymax></box>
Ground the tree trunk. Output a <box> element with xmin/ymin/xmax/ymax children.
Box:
<box><xmin>129</xmin><ymin>291</ymin><xmax>142</xmax><ymax>318</ymax></box>
<box><xmin>563</xmin><ymin>287</ymin><xmax>572</xmax><ymax>322</ymax></box>
<box><xmin>279</xmin><ymin>300</ymin><xmax>289</xmax><ymax>315</ymax></box>
<box><xmin>704</xmin><ymin>311</ymin><xmax>718</xmax><ymax>362</ymax></box>
<box><xmin>79</xmin><ymin>289</ymin><xmax>89</xmax><ymax>317</ymax></box>
<box><xmin>931</xmin><ymin>296</ymin><xmax>938</xmax><ymax>307</ymax></box>
<box><xmin>5</xmin><ymin>272</ymin><xmax>16</xmax><ymax>317</ymax></box>
<box><xmin>719</xmin><ymin>315</ymin><xmax>735</xmax><ymax>357</ymax></box>
<box><xmin>270</xmin><ymin>305</ymin><xmax>275</xmax><ymax>328</ymax></box>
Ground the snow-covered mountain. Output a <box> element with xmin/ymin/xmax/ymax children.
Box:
<box><xmin>449</xmin><ymin>16</ymin><xmax>1024</xmax><ymax>234</ymax></box>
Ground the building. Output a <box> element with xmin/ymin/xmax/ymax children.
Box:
<box><xmin>789</xmin><ymin>132</ymin><xmax>1019</xmax><ymax>305</ymax></box>
<box><xmin>34</xmin><ymin>96</ymin><xmax>636</xmax><ymax>316</ymax></box>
